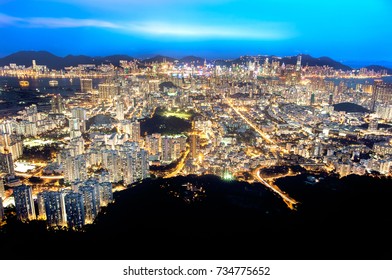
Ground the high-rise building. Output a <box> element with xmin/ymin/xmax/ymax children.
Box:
<box><xmin>102</xmin><ymin>150</ymin><xmax>122</xmax><ymax>182</ymax></box>
<box><xmin>98</xmin><ymin>182</ymin><xmax>113</xmax><ymax>207</ymax></box>
<box><xmin>64</xmin><ymin>192</ymin><xmax>85</xmax><ymax>230</ymax></box>
<box><xmin>310</xmin><ymin>93</ymin><xmax>316</xmax><ymax>105</ymax></box>
<box><xmin>50</xmin><ymin>94</ymin><xmax>65</xmax><ymax>114</ymax></box>
<box><xmin>130</xmin><ymin>121</ymin><xmax>140</xmax><ymax>142</ymax></box>
<box><xmin>38</xmin><ymin>191</ymin><xmax>67</xmax><ymax>227</ymax></box>
<box><xmin>26</xmin><ymin>104</ymin><xmax>39</xmax><ymax>122</ymax></box>
<box><xmin>375</xmin><ymin>104</ymin><xmax>392</xmax><ymax>121</ymax></box>
<box><xmin>328</xmin><ymin>93</ymin><xmax>333</xmax><ymax>105</ymax></box>
<box><xmin>71</xmin><ymin>107</ymin><xmax>87</xmax><ymax>132</ymax></box>
<box><xmin>295</xmin><ymin>55</ymin><xmax>302</xmax><ymax>72</ymax></box>
<box><xmin>146</xmin><ymin>133</ymin><xmax>161</xmax><ymax>157</ymax></box>
<box><xmin>79</xmin><ymin>185</ymin><xmax>99</xmax><ymax>224</ymax></box>
<box><xmin>98</xmin><ymin>83</ymin><xmax>120</xmax><ymax>100</ymax></box>
<box><xmin>161</xmin><ymin>135</ymin><xmax>173</xmax><ymax>162</ymax></box>
<box><xmin>68</xmin><ymin>136</ymin><xmax>85</xmax><ymax>156</ymax></box>
<box><xmin>69</xmin><ymin>118</ymin><xmax>82</xmax><ymax>139</ymax></box>
<box><xmin>122</xmin><ymin>143</ymin><xmax>149</xmax><ymax>185</ymax></box>
<box><xmin>115</xmin><ymin>97</ymin><xmax>125</xmax><ymax>121</ymax></box>
<box><xmin>0</xmin><ymin>153</ymin><xmax>15</xmax><ymax>175</ymax></box>
<box><xmin>64</xmin><ymin>154</ymin><xmax>87</xmax><ymax>183</ymax></box>
<box><xmin>0</xmin><ymin>176</ymin><xmax>5</xmax><ymax>200</ymax></box>
<box><xmin>13</xmin><ymin>185</ymin><xmax>36</xmax><ymax>221</ymax></box>
<box><xmin>0</xmin><ymin>133</ymin><xmax>23</xmax><ymax>161</ymax></box>
<box><xmin>371</xmin><ymin>80</ymin><xmax>392</xmax><ymax>112</ymax></box>
<box><xmin>36</xmin><ymin>192</ymin><xmax>47</xmax><ymax>220</ymax></box>
<box><xmin>80</xmin><ymin>78</ymin><xmax>93</xmax><ymax>93</ymax></box>
<box><xmin>0</xmin><ymin>197</ymin><xmax>4</xmax><ymax>222</ymax></box>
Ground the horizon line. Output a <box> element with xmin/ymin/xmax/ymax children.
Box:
<box><xmin>1</xmin><ymin>50</ymin><xmax>392</xmax><ymax>69</ymax></box>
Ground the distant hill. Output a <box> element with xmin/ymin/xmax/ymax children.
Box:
<box><xmin>179</xmin><ymin>56</ymin><xmax>206</xmax><ymax>66</ymax></box>
<box><xmin>141</xmin><ymin>55</ymin><xmax>176</xmax><ymax>64</ymax></box>
<box><xmin>1</xmin><ymin>51</ymin><xmax>390</xmax><ymax>73</ymax></box>
<box><xmin>215</xmin><ymin>54</ymin><xmax>353</xmax><ymax>71</ymax></box>
<box><xmin>333</xmin><ymin>102</ymin><xmax>370</xmax><ymax>113</ymax></box>
<box><xmin>362</xmin><ymin>65</ymin><xmax>392</xmax><ymax>75</ymax></box>
<box><xmin>297</xmin><ymin>55</ymin><xmax>352</xmax><ymax>71</ymax></box>
<box><xmin>0</xmin><ymin>51</ymin><xmax>134</xmax><ymax>69</ymax></box>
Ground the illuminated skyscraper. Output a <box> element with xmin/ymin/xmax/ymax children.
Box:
<box><xmin>71</xmin><ymin>107</ymin><xmax>87</xmax><ymax>132</ymax></box>
<box><xmin>98</xmin><ymin>83</ymin><xmax>120</xmax><ymax>100</ymax></box>
<box><xmin>50</xmin><ymin>94</ymin><xmax>65</xmax><ymax>114</ymax></box>
<box><xmin>98</xmin><ymin>182</ymin><xmax>113</xmax><ymax>207</ymax></box>
<box><xmin>310</xmin><ymin>93</ymin><xmax>316</xmax><ymax>105</ymax></box>
<box><xmin>145</xmin><ymin>133</ymin><xmax>162</xmax><ymax>157</ymax></box>
<box><xmin>102</xmin><ymin>150</ymin><xmax>122</xmax><ymax>182</ymax></box>
<box><xmin>0</xmin><ymin>176</ymin><xmax>5</xmax><ymax>200</ymax></box>
<box><xmin>64</xmin><ymin>192</ymin><xmax>85</xmax><ymax>230</ymax></box>
<box><xmin>371</xmin><ymin>80</ymin><xmax>392</xmax><ymax>112</ymax></box>
<box><xmin>38</xmin><ymin>191</ymin><xmax>67</xmax><ymax>227</ymax></box>
<box><xmin>13</xmin><ymin>185</ymin><xmax>36</xmax><ymax>221</ymax></box>
<box><xmin>69</xmin><ymin>118</ymin><xmax>82</xmax><ymax>139</ymax></box>
<box><xmin>0</xmin><ymin>197</ymin><xmax>4</xmax><ymax>222</ymax></box>
<box><xmin>79</xmin><ymin>185</ymin><xmax>99</xmax><ymax>224</ymax></box>
<box><xmin>122</xmin><ymin>142</ymin><xmax>149</xmax><ymax>185</ymax></box>
<box><xmin>328</xmin><ymin>93</ymin><xmax>333</xmax><ymax>105</ymax></box>
<box><xmin>161</xmin><ymin>135</ymin><xmax>173</xmax><ymax>162</ymax></box>
<box><xmin>295</xmin><ymin>55</ymin><xmax>302</xmax><ymax>72</ymax></box>
<box><xmin>64</xmin><ymin>154</ymin><xmax>87</xmax><ymax>183</ymax></box>
<box><xmin>80</xmin><ymin>78</ymin><xmax>93</xmax><ymax>93</ymax></box>
<box><xmin>130</xmin><ymin>121</ymin><xmax>140</xmax><ymax>142</ymax></box>
<box><xmin>115</xmin><ymin>98</ymin><xmax>125</xmax><ymax>120</ymax></box>
<box><xmin>36</xmin><ymin>192</ymin><xmax>47</xmax><ymax>220</ymax></box>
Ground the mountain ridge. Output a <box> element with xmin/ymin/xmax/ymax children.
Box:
<box><xmin>0</xmin><ymin>50</ymin><xmax>391</xmax><ymax>73</ymax></box>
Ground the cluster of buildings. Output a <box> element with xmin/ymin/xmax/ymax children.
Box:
<box><xmin>12</xmin><ymin>177</ymin><xmax>113</xmax><ymax>229</ymax></box>
<box><xmin>0</xmin><ymin>54</ymin><xmax>391</xmax><ymax>225</ymax></box>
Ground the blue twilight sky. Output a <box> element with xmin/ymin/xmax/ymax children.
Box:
<box><xmin>0</xmin><ymin>0</ymin><xmax>391</xmax><ymax>65</ymax></box>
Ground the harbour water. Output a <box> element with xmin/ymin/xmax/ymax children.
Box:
<box><xmin>0</xmin><ymin>77</ymin><xmax>105</xmax><ymax>117</ymax></box>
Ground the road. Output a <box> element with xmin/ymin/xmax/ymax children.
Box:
<box><xmin>226</xmin><ymin>98</ymin><xmax>276</xmax><ymax>145</ymax></box>
<box><xmin>225</xmin><ymin>98</ymin><xmax>298</xmax><ymax>210</ymax></box>
<box><xmin>253</xmin><ymin>168</ymin><xmax>298</xmax><ymax>210</ymax></box>
<box><xmin>15</xmin><ymin>171</ymin><xmax>64</xmax><ymax>180</ymax></box>
<box><xmin>163</xmin><ymin>148</ymin><xmax>190</xmax><ymax>178</ymax></box>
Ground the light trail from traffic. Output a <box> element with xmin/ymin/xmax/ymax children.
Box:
<box><xmin>254</xmin><ymin>168</ymin><xmax>298</xmax><ymax>210</ymax></box>
<box><xmin>226</xmin><ymin>98</ymin><xmax>276</xmax><ymax>145</ymax></box>
<box><xmin>163</xmin><ymin>148</ymin><xmax>190</xmax><ymax>178</ymax></box>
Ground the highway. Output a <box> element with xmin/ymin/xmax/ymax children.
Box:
<box><xmin>15</xmin><ymin>171</ymin><xmax>64</xmax><ymax>180</ymax></box>
<box><xmin>254</xmin><ymin>168</ymin><xmax>298</xmax><ymax>210</ymax></box>
<box><xmin>163</xmin><ymin>148</ymin><xmax>190</xmax><ymax>178</ymax></box>
<box><xmin>225</xmin><ymin>98</ymin><xmax>298</xmax><ymax>210</ymax></box>
<box><xmin>226</xmin><ymin>98</ymin><xmax>276</xmax><ymax>145</ymax></box>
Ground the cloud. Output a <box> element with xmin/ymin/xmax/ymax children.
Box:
<box><xmin>126</xmin><ymin>21</ymin><xmax>294</xmax><ymax>40</ymax></box>
<box><xmin>53</xmin><ymin>0</ymin><xmax>230</xmax><ymax>6</ymax></box>
<box><xmin>0</xmin><ymin>13</ymin><xmax>119</xmax><ymax>29</ymax></box>
<box><xmin>0</xmin><ymin>13</ymin><xmax>22</xmax><ymax>26</ymax></box>
<box><xmin>26</xmin><ymin>17</ymin><xmax>120</xmax><ymax>28</ymax></box>
<box><xmin>0</xmin><ymin>13</ymin><xmax>294</xmax><ymax>40</ymax></box>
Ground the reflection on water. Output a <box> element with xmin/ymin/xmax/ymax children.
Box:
<box><xmin>0</xmin><ymin>77</ymin><xmax>104</xmax><ymax>117</ymax></box>
<box><xmin>325</xmin><ymin>76</ymin><xmax>392</xmax><ymax>87</ymax></box>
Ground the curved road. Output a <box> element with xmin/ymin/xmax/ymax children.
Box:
<box><xmin>254</xmin><ymin>168</ymin><xmax>298</xmax><ymax>210</ymax></box>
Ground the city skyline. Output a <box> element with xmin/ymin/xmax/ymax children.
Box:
<box><xmin>0</xmin><ymin>0</ymin><xmax>391</xmax><ymax>66</ymax></box>
<box><xmin>1</xmin><ymin>0</ymin><xmax>392</xmax><ymax>266</ymax></box>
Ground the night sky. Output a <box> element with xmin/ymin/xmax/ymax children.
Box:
<box><xmin>0</xmin><ymin>0</ymin><xmax>391</xmax><ymax>65</ymax></box>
